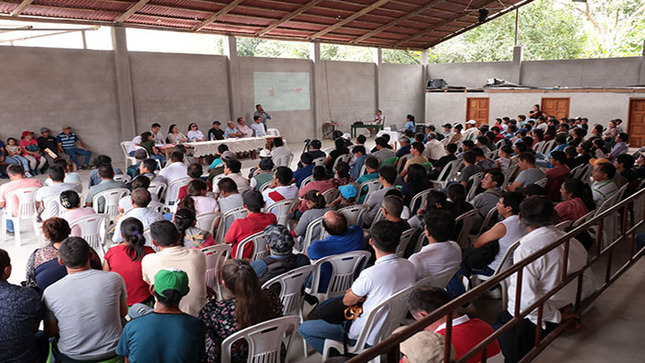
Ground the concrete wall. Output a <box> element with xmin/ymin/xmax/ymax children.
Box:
<box><xmin>426</xmin><ymin>91</ymin><xmax>645</xmax><ymax>130</ymax></box>
<box><xmin>380</xmin><ymin>63</ymin><xmax>425</xmax><ymax>125</ymax></box>
<box><xmin>522</xmin><ymin>57</ymin><xmax>644</xmax><ymax>87</ymax></box>
<box><xmin>129</xmin><ymin>52</ymin><xmax>230</xmax><ymax>136</ymax></box>
<box><xmin>0</xmin><ymin>46</ymin><xmax>120</xmax><ymax>161</ymax></box>
<box><xmin>428</xmin><ymin>62</ymin><xmax>514</xmax><ymax>89</ymax></box>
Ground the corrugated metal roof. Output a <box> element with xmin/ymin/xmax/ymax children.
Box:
<box><xmin>0</xmin><ymin>0</ymin><xmax>536</xmax><ymax>50</ymax></box>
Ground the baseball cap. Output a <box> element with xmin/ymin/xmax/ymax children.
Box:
<box><xmin>154</xmin><ymin>268</ymin><xmax>189</xmax><ymax>298</ymax></box>
<box><xmin>339</xmin><ymin>184</ymin><xmax>358</xmax><ymax>199</ymax></box>
<box><xmin>442</xmin><ymin>123</ymin><xmax>452</xmax><ymax>128</ymax></box>
<box><xmin>264</xmin><ymin>224</ymin><xmax>294</xmax><ymax>255</ymax></box>
<box><xmin>62</xmin><ymin>125</ymin><xmax>71</xmax><ymax>130</ymax></box>
<box><xmin>221</xmin><ymin>150</ymin><xmax>236</xmax><ymax>160</ymax></box>
<box><xmin>341</xmin><ymin>133</ymin><xmax>351</xmax><ymax>140</ymax></box>
<box><xmin>40</xmin><ymin>127</ymin><xmax>50</xmax><ymax>133</ymax></box>
<box><xmin>213</xmin><ymin>121</ymin><xmax>221</xmax><ymax>125</ymax></box>
<box><xmin>394</xmin><ymin>328</ymin><xmax>455</xmax><ymax>363</ymax></box>
<box><xmin>467</xmin><ymin>119</ymin><xmax>477</xmax><ymax>125</ymax></box>
<box><xmin>21</xmin><ymin>131</ymin><xmax>33</xmax><ymax>138</ymax></box>
<box><xmin>589</xmin><ymin>158</ymin><xmax>610</xmax><ymax>166</ymax></box>
<box><xmin>259</xmin><ymin>149</ymin><xmax>272</xmax><ymax>158</ymax></box>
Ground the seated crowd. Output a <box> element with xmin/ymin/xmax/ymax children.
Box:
<box><xmin>0</xmin><ymin>111</ymin><xmax>644</xmax><ymax>363</ymax></box>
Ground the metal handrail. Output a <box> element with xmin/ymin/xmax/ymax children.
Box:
<box><xmin>350</xmin><ymin>187</ymin><xmax>645</xmax><ymax>363</ymax></box>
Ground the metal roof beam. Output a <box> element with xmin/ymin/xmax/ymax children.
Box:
<box><xmin>309</xmin><ymin>0</ymin><xmax>393</xmax><ymax>40</ymax></box>
<box><xmin>115</xmin><ymin>0</ymin><xmax>150</xmax><ymax>24</ymax></box>
<box><xmin>192</xmin><ymin>0</ymin><xmax>245</xmax><ymax>32</ymax></box>
<box><xmin>10</xmin><ymin>0</ymin><xmax>34</xmax><ymax>17</ymax></box>
<box><xmin>256</xmin><ymin>0</ymin><xmax>322</xmax><ymax>36</ymax></box>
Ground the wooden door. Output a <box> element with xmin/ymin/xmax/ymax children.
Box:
<box><xmin>466</xmin><ymin>98</ymin><xmax>489</xmax><ymax>126</ymax></box>
<box><xmin>541</xmin><ymin>98</ymin><xmax>570</xmax><ymax>119</ymax></box>
<box><xmin>628</xmin><ymin>98</ymin><xmax>645</xmax><ymax>147</ymax></box>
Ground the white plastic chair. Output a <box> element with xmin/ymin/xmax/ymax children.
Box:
<box><xmin>235</xmin><ymin>231</ymin><xmax>269</xmax><ymax>261</ymax></box>
<box><xmin>431</xmin><ymin>159</ymin><xmax>461</xmax><ymax>189</ymax></box>
<box><xmin>298</xmin><ymin>216</ymin><xmax>325</xmax><ymax>253</ymax></box>
<box><xmin>333</xmin><ymin>153</ymin><xmax>352</xmax><ymax>169</ymax></box>
<box><xmin>273</xmin><ymin>154</ymin><xmax>294</xmax><ymax>168</ymax></box>
<box><xmin>202</xmin><ymin>244</ymin><xmax>231</xmax><ymax>300</ymax></box>
<box><xmin>148</xmin><ymin>181</ymin><xmax>167</xmax><ymax>203</ymax></box>
<box><xmin>477</xmin><ymin>208</ymin><xmax>499</xmax><ymax>235</ymax></box>
<box><xmin>0</xmin><ymin>187</ymin><xmax>40</xmax><ymax>246</ymax></box>
<box><xmin>258</xmin><ymin>181</ymin><xmax>272</xmax><ymax>193</ymax></box>
<box><xmin>357</xmin><ymin>178</ymin><xmax>382</xmax><ymax>204</ymax></box>
<box><xmin>466</xmin><ymin>172</ymin><xmax>485</xmax><ymax>202</ymax></box>
<box><xmin>503</xmin><ymin>163</ymin><xmax>520</xmax><ymax>186</ymax></box>
<box><xmin>322</xmin><ymin>188</ymin><xmax>339</xmax><ymax>204</ymax></box>
<box><xmin>92</xmin><ymin>188</ymin><xmax>130</xmax><ymax>224</ymax></box>
<box><xmin>470</xmin><ymin>240</ymin><xmax>521</xmax><ymax>308</ymax></box>
<box><xmin>267</xmin><ymin>198</ymin><xmax>298</xmax><ymax>227</ymax></box>
<box><xmin>266</xmin><ymin>128</ymin><xmax>281</xmax><ymax>136</ymax></box>
<box><xmin>307</xmin><ymin>250</ymin><xmax>371</xmax><ymax>301</ymax></box>
<box><xmin>300</xmin><ymin>175</ymin><xmax>314</xmax><ymax>188</ymax></box>
<box><xmin>196</xmin><ymin>212</ymin><xmax>223</xmax><ymax>235</ymax></box>
<box><xmin>321</xmin><ymin>285</ymin><xmax>415</xmax><ymax>362</ymax></box>
<box><xmin>113</xmin><ymin>174</ymin><xmax>131</xmax><ymax>183</ymax></box>
<box><xmin>41</xmin><ymin>195</ymin><xmax>64</xmax><ymax>220</ymax></box>
<box><xmin>409</xmin><ymin>188</ymin><xmax>432</xmax><ymax>213</ymax></box>
<box><xmin>262</xmin><ymin>265</ymin><xmax>315</xmax><ymax>319</ymax></box>
<box><xmin>164</xmin><ymin>177</ymin><xmax>191</xmax><ymax>210</ymax></box>
<box><xmin>69</xmin><ymin>214</ymin><xmax>108</xmax><ymax>257</ymax></box>
<box><xmin>416</xmin><ymin>265</ymin><xmax>461</xmax><ymax>289</ymax></box>
<box><xmin>532</xmin><ymin>140</ymin><xmax>545</xmax><ymax>152</ymax></box>
<box><xmin>455</xmin><ymin>209</ymin><xmax>480</xmax><ymax>249</ymax></box>
<box><xmin>221</xmin><ymin>316</ymin><xmax>299</xmax><ymax>363</ymax></box>
<box><xmin>396</xmin><ymin>228</ymin><xmax>417</xmax><ymax>258</ymax></box>
<box><xmin>147</xmin><ymin>201</ymin><xmax>165</xmax><ymax>214</ymax></box>
<box><xmin>534</xmin><ymin>177</ymin><xmax>547</xmax><ymax>188</ymax></box>
<box><xmin>541</xmin><ymin>139</ymin><xmax>556</xmax><ymax>154</ymax></box>
<box><xmin>217</xmin><ymin>207</ymin><xmax>249</xmax><ymax>243</ymax></box>
<box><xmin>142</xmin><ymin>227</ymin><xmax>157</xmax><ymax>251</ymax></box>
<box><xmin>312</xmin><ymin>156</ymin><xmax>326</xmax><ymax>167</ymax></box>
<box><xmin>120</xmin><ymin>141</ymin><xmax>137</xmax><ymax>170</ymax></box>
<box><xmin>555</xmin><ymin>220</ymin><xmax>573</xmax><ymax>231</ymax></box>
<box><xmin>338</xmin><ymin>204</ymin><xmax>367</xmax><ymax>226</ymax></box>
<box><xmin>396</xmin><ymin>154</ymin><xmax>414</xmax><ymax>174</ymax></box>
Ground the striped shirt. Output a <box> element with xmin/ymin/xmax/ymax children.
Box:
<box><xmin>56</xmin><ymin>132</ymin><xmax>79</xmax><ymax>150</ymax></box>
<box><xmin>591</xmin><ymin>179</ymin><xmax>617</xmax><ymax>207</ymax></box>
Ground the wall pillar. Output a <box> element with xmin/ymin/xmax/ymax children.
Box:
<box><xmin>640</xmin><ymin>40</ymin><xmax>645</xmax><ymax>85</ymax></box>
<box><xmin>512</xmin><ymin>45</ymin><xmax>523</xmax><ymax>85</ymax></box>
<box><xmin>111</xmin><ymin>26</ymin><xmax>136</xmax><ymax>140</ymax></box>
<box><xmin>373</xmin><ymin>47</ymin><xmax>382</xmax><ymax>115</ymax></box>
<box><xmin>310</xmin><ymin>41</ymin><xmax>323</xmax><ymax>139</ymax></box>
<box><xmin>223</xmin><ymin>36</ymin><xmax>242</xmax><ymax>120</ymax></box>
<box><xmin>421</xmin><ymin>49</ymin><xmax>429</xmax><ymax>124</ymax></box>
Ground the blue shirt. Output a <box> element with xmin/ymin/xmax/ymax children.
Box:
<box><xmin>56</xmin><ymin>132</ymin><xmax>79</xmax><ymax>150</ymax></box>
<box><xmin>0</xmin><ymin>280</ymin><xmax>43</xmax><ymax>363</ymax></box>
<box><xmin>308</xmin><ymin>225</ymin><xmax>366</xmax><ymax>292</ymax></box>
<box><xmin>350</xmin><ymin>154</ymin><xmax>369</xmax><ymax>181</ymax></box>
<box><xmin>293</xmin><ymin>164</ymin><xmax>314</xmax><ymax>187</ymax></box>
<box><xmin>88</xmin><ymin>167</ymin><xmax>123</xmax><ymax>188</ymax></box>
<box><xmin>404</xmin><ymin>121</ymin><xmax>415</xmax><ymax>132</ymax></box>
<box><xmin>396</xmin><ymin>145</ymin><xmax>411</xmax><ymax>158</ymax></box>
<box><xmin>224</xmin><ymin>127</ymin><xmax>239</xmax><ymax>138</ymax></box>
<box><xmin>117</xmin><ymin>312</ymin><xmax>205</xmax><ymax>362</ymax></box>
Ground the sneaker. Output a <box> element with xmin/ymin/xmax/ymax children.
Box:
<box><xmin>25</xmin><ymin>171</ymin><xmax>33</xmax><ymax>178</ymax></box>
<box><xmin>80</xmin><ymin>165</ymin><xmax>90</xmax><ymax>170</ymax></box>
<box><xmin>7</xmin><ymin>230</ymin><xmax>14</xmax><ymax>236</ymax></box>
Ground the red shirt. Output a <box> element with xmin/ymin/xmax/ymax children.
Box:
<box><xmin>104</xmin><ymin>244</ymin><xmax>156</xmax><ymax>305</ymax></box>
<box><xmin>436</xmin><ymin>317</ymin><xmax>501</xmax><ymax>363</ymax></box>
<box><xmin>225</xmin><ymin>212</ymin><xmax>277</xmax><ymax>259</ymax></box>
<box><xmin>545</xmin><ymin>164</ymin><xmax>570</xmax><ymax>202</ymax></box>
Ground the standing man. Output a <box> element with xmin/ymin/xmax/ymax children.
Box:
<box><xmin>37</xmin><ymin>127</ymin><xmax>73</xmax><ymax>169</ymax></box>
<box><xmin>56</xmin><ymin>126</ymin><xmax>92</xmax><ymax>170</ymax></box>
<box><xmin>254</xmin><ymin>104</ymin><xmax>272</xmax><ymax>127</ymax></box>
<box><xmin>151</xmin><ymin>123</ymin><xmax>166</xmax><ymax>145</ymax></box>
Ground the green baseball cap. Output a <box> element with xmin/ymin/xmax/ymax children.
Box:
<box><xmin>154</xmin><ymin>268</ymin><xmax>189</xmax><ymax>297</ymax></box>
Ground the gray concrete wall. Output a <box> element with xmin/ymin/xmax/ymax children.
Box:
<box><xmin>522</xmin><ymin>57</ymin><xmax>643</xmax><ymax>87</ymax></box>
<box><xmin>0</xmin><ymin>46</ymin><xmax>120</xmax><ymax>162</ymax></box>
<box><xmin>380</xmin><ymin>63</ymin><xmax>425</xmax><ymax>126</ymax></box>
<box><xmin>129</xmin><ymin>52</ymin><xmax>230</xmax><ymax>137</ymax></box>
<box><xmin>428</xmin><ymin>62</ymin><xmax>514</xmax><ymax>89</ymax></box>
<box><xmin>237</xmin><ymin>56</ymin><xmax>314</xmax><ymax>143</ymax></box>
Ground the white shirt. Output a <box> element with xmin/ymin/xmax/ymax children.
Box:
<box><xmin>212</xmin><ymin>173</ymin><xmax>250</xmax><ymax>195</ymax></box>
<box><xmin>35</xmin><ymin>182</ymin><xmax>82</xmax><ymax>202</ymax></box>
<box><xmin>408</xmin><ymin>240</ymin><xmax>462</xmax><ymax>281</ymax></box>
<box><xmin>507</xmin><ymin>226</ymin><xmax>592</xmax><ymax>326</ymax></box>
<box><xmin>423</xmin><ymin>139</ymin><xmax>446</xmax><ymax>160</ymax></box>
<box><xmin>152</xmin><ymin>131</ymin><xmax>166</xmax><ymax>145</ymax></box>
<box><xmin>262</xmin><ymin>185</ymin><xmax>299</xmax><ymax>209</ymax></box>
<box><xmin>348</xmin><ymin>254</ymin><xmax>416</xmax><ymax>345</ymax></box>
<box><xmin>250</xmin><ymin>122</ymin><xmax>266</xmax><ymax>137</ymax></box>
<box><xmin>271</xmin><ymin>146</ymin><xmax>293</xmax><ymax>162</ymax></box>
<box><xmin>127</xmin><ymin>135</ymin><xmax>142</xmax><ymax>154</ymax></box>
<box><xmin>218</xmin><ymin>193</ymin><xmax>244</xmax><ymax>214</ymax></box>
<box><xmin>112</xmin><ymin>207</ymin><xmax>164</xmax><ymax>243</ymax></box>
<box><xmin>489</xmin><ymin>215</ymin><xmax>527</xmax><ymax>271</ymax></box>
<box><xmin>191</xmin><ymin>195</ymin><xmax>220</xmax><ymax>216</ymax></box>
<box><xmin>186</xmin><ymin>130</ymin><xmax>204</xmax><ymax>142</ymax></box>
<box><xmin>158</xmin><ymin>162</ymin><xmax>188</xmax><ymax>184</ymax></box>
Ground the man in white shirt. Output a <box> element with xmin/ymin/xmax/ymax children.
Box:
<box><xmin>35</xmin><ymin>165</ymin><xmax>82</xmax><ymax>204</ymax></box>
<box><xmin>409</xmin><ymin>210</ymin><xmax>462</xmax><ymax>281</ymax></box>
<box><xmin>250</xmin><ymin>115</ymin><xmax>267</xmax><ymax>137</ymax></box>
<box><xmin>270</xmin><ymin>137</ymin><xmax>293</xmax><ymax>163</ymax></box>
<box><xmin>158</xmin><ymin>151</ymin><xmax>188</xmax><ymax>185</ymax></box>
<box><xmin>127</xmin><ymin>135</ymin><xmax>142</xmax><ymax>155</ymax></box>
<box><xmin>423</xmin><ymin>132</ymin><xmax>446</xmax><ymax>161</ymax></box>
<box><xmin>236</xmin><ymin>117</ymin><xmax>254</xmax><ymax>138</ymax></box>
<box><xmin>497</xmin><ymin>195</ymin><xmax>590</xmax><ymax>362</ymax></box>
<box><xmin>591</xmin><ymin>161</ymin><xmax>618</xmax><ymax>206</ymax></box>
<box><xmin>112</xmin><ymin>189</ymin><xmax>164</xmax><ymax>243</ymax></box>
<box><xmin>299</xmin><ymin>220</ymin><xmax>416</xmax><ymax>353</ymax></box>
<box><xmin>212</xmin><ymin>159</ymin><xmax>250</xmax><ymax>195</ymax></box>
<box><xmin>216</xmin><ymin>177</ymin><xmax>244</xmax><ymax>214</ymax></box>
<box><xmin>262</xmin><ymin>166</ymin><xmax>298</xmax><ymax>209</ymax></box>
<box><xmin>151</xmin><ymin>123</ymin><xmax>166</xmax><ymax>145</ymax></box>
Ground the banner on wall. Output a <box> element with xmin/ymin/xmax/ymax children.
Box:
<box><xmin>253</xmin><ymin>72</ymin><xmax>311</xmax><ymax>111</ymax></box>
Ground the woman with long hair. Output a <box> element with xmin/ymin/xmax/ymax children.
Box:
<box><xmin>325</xmin><ymin>138</ymin><xmax>349</xmax><ymax>172</ymax></box>
<box><xmin>26</xmin><ymin>217</ymin><xmax>72</xmax><ymax>291</ymax></box>
<box><xmin>555</xmin><ymin>178</ymin><xmax>595</xmax><ymax>222</ymax></box>
<box><xmin>173</xmin><ymin>208</ymin><xmax>216</xmax><ymax>249</ymax></box>
<box><xmin>59</xmin><ymin>190</ymin><xmax>97</xmax><ymax>237</ymax></box>
<box><xmin>294</xmin><ymin>190</ymin><xmax>332</xmax><ymax>242</ymax></box>
<box><xmin>199</xmin><ymin>259</ymin><xmax>282</xmax><ymax>363</ymax></box>
<box><xmin>166</xmin><ymin>123</ymin><xmax>188</xmax><ymax>144</ymax></box>
<box><xmin>103</xmin><ymin>217</ymin><xmax>156</xmax><ymax>306</ymax></box>
<box><xmin>178</xmin><ymin>179</ymin><xmax>219</xmax><ymax>217</ymax></box>
<box><xmin>447</xmin><ymin>183</ymin><xmax>474</xmax><ymax>217</ymax></box>
<box><xmin>401</xmin><ymin>163</ymin><xmax>431</xmax><ymax>210</ymax></box>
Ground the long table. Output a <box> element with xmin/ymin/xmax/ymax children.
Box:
<box><xmin>350</xmin><ymin>123</ymin><xmax>383</xmax><ymax>138</ymax></box>
<box><xmin>185</xmin><ymin>136</ymin><xmax>281</xmax><ymax>157</ymax></box>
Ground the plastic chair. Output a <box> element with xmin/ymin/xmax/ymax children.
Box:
<box><xmin>532</xmin><ymin>140</ymin><xmax>545</xmax><ymax>152</ymax></box>
<box><xmin>396</xmin><ymin>228</ymin><xmax>417</xmax><ymax>258</ymax></box>
<box><xmin>0</xmin><ymin>187</ymin><xmax>40</xmax><ymax>246</ymax></box>
<box><xmin>380</xmin><ymin>156</ymin><xmax>398</xmax><ymax>168</ymax></box>
<box><xmin>338</xmin><ymin>204</ymin><xmax>367</xmax><ymax>227</ymax></box>
<box><xmin>312</xmin><ymin>157</ymin><xmax>326</xmax><ymax>167</ymax></box>
<box><xmin>267</xmin><ymin>198</ymin><xmax>298</xmax><ymax>227</ymax></box>
<box><xmin>164</xmin><ymin>177</ymin><xmax>191</xmax><ymax>210</ymax></box>
<box><xmin>221</xmin><ymin>316</ymin><xmax>300</xmax><ymax>363</ymax></box>
<box><xmin>235</xmin><ymin>231</ymin><xmax>269</xmax><ymax>261</ymax></box>
<box><xmin>412</xmin><ymin>232</ymin><xmax>427</xmax><ymax>254</ymax></box>
<box><xmin>266</xmin><ymin>128</ymin><xmax>281</xmax><ymax>136</ymax></box>
<box><xmin>202</xmin><ymin>244</ymin><xmax>231</xmax><ymax>300</ymax></box>
<box><xmin>148</xmin><ymin>181</ymin><xmax>167</xmax><ymax>203</ymax></box>
<box><xmin>321</xmin><ymin>285</ymin><xmax>415</xmax><ymax>362</ymax></box>
<box><xmin>396</xmin><ymin>154</ymin><xmax>414</xmax><ymax>174</ymax></box>
<box><xmin>470</xmin><ymin>240</ymin><xmax>521</xmax><ymax>308</ymax></box>
<box><xmin>332</xmin><ymin>153</ymin><xmax>352</xmax><ymax>171</ymax></box>
<box><xmin>416</xmin><ymin>265</ymin><xmax>461</xmax><ymax>289</ymax></box>
<box><xmin>465</xmin><ymin>172</ymin><xmax>485</xmax><ymax>202</ymax></box>
<box><xmin>120</xmin><ymin>141</ymin><xmax>137</xmax><ymax>170</ymax></box>
<box><xmin>357</xmin><ymin>178</ymin><xmax>382</xmax><ymax>204</ymax></box>
<box><xmin>92</xmin><ymin>188</ymin><xmax>130</xmax><ymax>224</ymax></box>
<box><xmin>322</xmin><ymin>188</ymin><xmax>339</xmax><ymax>204</ymax></box>
<box><xmin>431</xmin><ymin>159</ymin><xmax>461</xmax><ymax>189</ymax></box>
<box><xmin>259</xmin><ymin>181</ymin><xmax>272</xmax><ymax>193</ymax></box>
<box><xmin>307</xmin><ymin>250</ymin><xmax>371</xmax><ymax>302</ymax></box>
<box><xmin>217</xmin><ymin>207</ymin><xmax>249</xmax><ymax>243</ymax></box>
<box><xmin>477</xmin><ymin>208</ymin><xmax>499</xmax><ymax>235</ymax></box>
<box><xmin>300</xmin><ymin>175</ymin><xmax>314</xmax><ymax>188</ymax></box>
<box><xmin>147</xmin><ymin>201</ymin><xmax>165</xmax><ymax>214</ymax></box>
<box><xmin>113</xmin><ymin>174</ymin><xmax>131</xmax><ymax>183</ymax></box>
<box><xmin>262</xmin><ymin>265</ymin><xmax>315</xmax><ymax>319</ymax></box>
<box><xmin>455</xmin><ymin>209</ymin><xmax>480</xmax><ymax>249</ymax></box>
<box><xmin>534</xmin><ymin>177</ymin><xmax>547</xmax><ymax>188</ymax></box>
<box><xmin>298</xmin><ymin>216</ymin><xmax>324</xmax><ymax>253</ymax></box>
<box><xmin>41</xmin><ymin>195</ymin><xmax>64</xmax><ymax>220</ymax></box>
<box><xmin>555</xmin><ymin>220</ymin><xmax>573</xmax><ymax>231</ymax></box>
<box><xmin>503</xmin><ymin>164</ymin><xmax>520</xmax><ymax>186</ymax></box>
<box><xmin>542</xmin><ymin>139</ymin><xmax>556</xmax><ymax>154</ymax></box>
<box><xmin>273</xmin><ymin>154</ymin><xmax>294</xmax><ymax>168</ymax></box>
<box><xmin>409</xmin><ymin>188</ymin><xmax>432</xmax><ymax>214</ymax></box>
<box><xmin>69</xmin><ymin>214</ymin><xmax>108</xmax><ymax>257</ymax></box>
<box><xmin>196</xmin><ymin>212</ymin><xmax>223</xmax><ymax>235</ymax></box>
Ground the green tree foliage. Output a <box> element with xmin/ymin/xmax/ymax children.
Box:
<box><xmin>382</xmin><ymin>49</ymin><xmax>421</xmax><ymax>64</ymax></box>
<box><xmin>320</xmin><ymin>44</ymin><xmax>373</xmax><ymax>62</ymax></box>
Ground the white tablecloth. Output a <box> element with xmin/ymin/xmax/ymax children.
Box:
<box><xmin>186</xmin><ymin>136</ymin><xmax>276</xmax><ymax>157</ymax></box>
